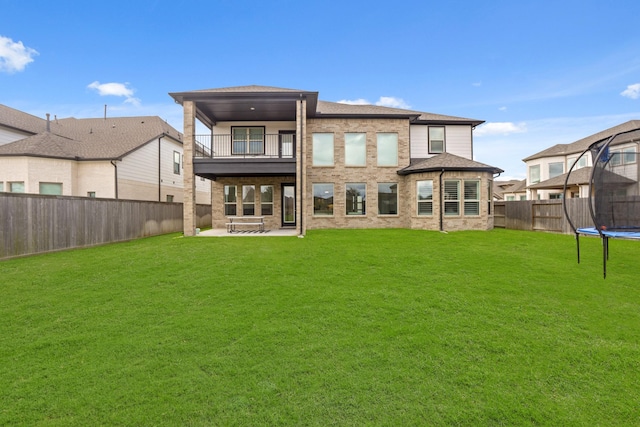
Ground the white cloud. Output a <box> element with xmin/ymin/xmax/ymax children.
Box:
<box><xmin>499</xmin><ymin>106</ymin><xmax>507</xmax><ymax>111</ymax></box>
<box><xmin>338</xmin><ymin>96</ymin><xmax>411</xmax><ymax>109</ymax></box>
<box><xmin>337</xmin><ymin>98</ymin><xmax>370</xmax><ymax>105</ymax></box>
<box><xmin>88</xmin><ymin>81</ymin><xmax>141</xmax><ymax>106</ymax></box>
<box><xmin>474</xmin><ymin>122</ymin><xmax>527</xmax><ymax>136</ymax></box>
<box><xmin>472</xmin><ymin>82</ymin><xmax>482</xmax><ymax>87</ymax></box>
<box><xmin>621</xmin><ymin>83</ymin><xmax>640</xmax><ymax>99</ymax></box>
<box><xmin>375</xmin><ymin>96</ymin><xmax>411</xmax><ymax>109</ymax></box>
<box><xmin>0</xmin><ymin>35</ymin><xmax>38</xmax><ymax>73</ymax></box>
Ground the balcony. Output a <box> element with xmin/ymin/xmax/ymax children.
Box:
<box><xmin>194</xmin><ymin>134</ymin><xmax>295</xmax><ymax>159</ymax></box>
<box><xmin>192</xmin><ymin>134</ymin><xmax>297</xmax><ymax>180</ymax></box>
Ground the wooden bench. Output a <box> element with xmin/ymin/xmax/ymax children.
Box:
<box><xmin>226</xmin><ymin>216</ymin><xmax>265</xmax><ymax>233</ymax></box>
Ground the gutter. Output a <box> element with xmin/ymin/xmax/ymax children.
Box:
<box><xmin>110</xmin><ymin>160</ymin><xmax>119</xmax><ymax>199</ymax></box>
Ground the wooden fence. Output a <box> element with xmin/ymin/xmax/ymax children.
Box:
<box><xmin>494</xmin><ymin>199</ymin><xmax>592</xmax><ymax>234</ymax></box>
<box><xmin>0</xmin><ymin>193</ymin><xmax>211</xmax><ymax>259</ymax></box>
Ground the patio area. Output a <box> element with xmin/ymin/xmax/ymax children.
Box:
<box><xmin>196</xmin><ymin>228</ymin><xmax>299</xmax><ymax>237</ymax></box>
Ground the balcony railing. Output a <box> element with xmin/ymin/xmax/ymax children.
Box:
<box><xmin>194</xmin><ymin>134</ymin><xmax>295</xmax><ymax>159</ymax></box>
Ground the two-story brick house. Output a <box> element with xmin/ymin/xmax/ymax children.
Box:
<box><xmin>170</xmin><ymin>85</ymin><xmax>502</xmax><ymax>236</ymax></box>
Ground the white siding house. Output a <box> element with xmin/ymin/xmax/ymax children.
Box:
<box><xmin>0</xmin><ymin>104</ymin><xmax>211</xmax><ymax>203</ymax></box>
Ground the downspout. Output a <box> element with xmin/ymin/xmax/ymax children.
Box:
<box><xmin>111</xmin><ymin>160</ymin><xmax>119</xmax><ymax>199</ymax></box>
<box><xmin>439</xmin><ymin>169</ymin><xmax>445</xmax><ymax>232</ymax></box>
<box><xmin>158</xmin><ymin>135</ymin><xmax>164</xmax><ymax>201</ymax></box>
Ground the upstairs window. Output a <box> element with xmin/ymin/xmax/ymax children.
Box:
<box><xmin>173</xmin><ymin>151</ymin><xmax>181</xmax><ymax>174</ymax></box>
<box><xmin>377</xmin><ymin>133</ymin><xmax>398</xmax><ymax>166</ymax></box>
<box><xmin>548</xmin><ymin>162</ymin><xmax>563</xmax><ymax>179</ymax></box>
<box><xmin>429</xmin><ymin>127</ymin><xmax>445</xmax><ymax>154</ymax></box>
<box><xmin>345</xmin><ymin>133</ymin><xmax>366</xmax><ymax>166</ymax></box>
<box><xmin>529</xmin><ymin>164</ymin><xmax>540</xmax><ymax>184</ymax></box>
<box><xmin>312</xmin><ymin>133</ymin><xmax>334</xmax><ymax>166</ymax></box>
<box><xmin>232</xmin><ymin>127</ymin><xmax>265</xmax><ymax>155</ymax></box>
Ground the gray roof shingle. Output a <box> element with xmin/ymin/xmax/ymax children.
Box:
<box><xmin>0</xmin><ymin>104</ymin><xmax>47</xmax><ymax>134</ymax></box>
<box><xmin>523</xmin><ymin>120</ymin><xmax>640</xmax><ymax>161</ymax></box>
<box><xmin>0</xmin><ymin>115</ymin><xmax>182</xmax><ymax>160</ymax></box>
<box><xmin>398</xmin><ymin>152</ymin><xmax>503</xmax><ymax>175</ymax></box>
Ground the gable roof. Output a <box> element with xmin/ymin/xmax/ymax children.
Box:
<box><xmin>397</xmin><ymin>152</ymin><xmax>503</xmax><ymax>175</ymax></box>
<box><xmin>0</xmin><ymin>104</ymin><xmax>47</xmax><ymax>134</ymax></box>
<box><xmin>169</xmin><ymin>85</ymin><xmax>484</xmax><ymax>126</ymax></box>
<box><xmin>0</xmin><ymin>115</ymin><xmax>182</xmax><ymax>160</ymax></box>
<box><xmin>523</xmin><ymin>120</ymin><xmax>640</xmax><ymax>162</ymax></box>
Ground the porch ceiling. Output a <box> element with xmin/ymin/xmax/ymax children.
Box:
<box><xmin>170</xmin><ymin>89</ymin><xmax>318</xmax><ymax>128</ymax></box>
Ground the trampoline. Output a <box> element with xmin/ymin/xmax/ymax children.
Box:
<box><xmin>563</xmin><ymin>127</ymin><xmax>640</xmax><ymax>278</ymax></box>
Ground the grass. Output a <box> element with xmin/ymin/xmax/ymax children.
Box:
<box><xmin>1</xmin><ymin>228</ymin><xmax>639</xmax><ymax>426</ymax></box>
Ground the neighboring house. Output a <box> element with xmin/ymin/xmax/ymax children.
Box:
<box><xmin>494</xmin><ymin>179</ymin><xmax>527</xmax><ymax>201</ymax></box>
<box><xmin>170</xmin><ymin>85</ymin><xmax>503</xmax><ymax>236</ymax></box>
<box><xmin>0</xmin><ymin>104</ymin><xmax>211</xmax><ymax>203</ymax></box>
<box><xmin>522</xmin><ymin>120</ymin><xmax>640</xmax><ymax>200</ymax></box>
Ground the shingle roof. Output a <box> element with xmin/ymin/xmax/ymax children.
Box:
<box><xmin>526</xmin><ymin>167</ymin><xmax>635</xmax><ymax>190</ymax></box>
<box><xmin>397</xmin><ymin>152</ymin><xmax>503</xmax><ymax>175</ymax></box>
<box><xmin>523</xmin><ymin>120</ymin><xmax>640</xmax><ymax>161</ymax></box>
<box><xmin>0</xmin><ymin>104</ymin><xmax>47</xmax><ymax>134</ymax></box>
<box><xmin>0</xmin><ymin>115</ymin><xmax>182</xmax><ymax>160</ymax></box>
<box><xmin>179</xmin><ymin>85</ymin><xmax>312</xmax><ymax>94</ymax></box>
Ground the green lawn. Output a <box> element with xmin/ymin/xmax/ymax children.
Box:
<box><xmin>1</xmin><ymin>229</ymin><xmax>639</xmax><ymax>426</ymax></box>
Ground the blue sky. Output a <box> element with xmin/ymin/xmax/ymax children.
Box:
<box><xmin>2</xmin><ymin>0</ymin><xmax>640</xmax><ymax>179</ymax></box>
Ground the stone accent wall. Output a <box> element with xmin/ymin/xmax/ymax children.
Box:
<box><xmin>304</xmin><ymin>118</ymin><xmax>411</xmax><ymax>229</ymax></box>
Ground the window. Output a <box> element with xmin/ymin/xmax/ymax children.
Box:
<box><xmin>39</xmin><ymin>182</ymin><xmax>63</xmax><ymax>195</ymax></box>
<box><xmin>346</xmin><ymin>183</ymin><xmax>366</xmax><ymax>215</ymax></box>
<box><xmin>243</xmin><ymin>185</ymin><xmax>255</xmax><ymax>216</ymax></box>
<box><xmin>417</xmin><ymin>180</ymin><xmax>433</xmax><ymax>215</ymax></box>
<box><xmin>9</xmin><ymin>182</ymin><xmax>24</xmax><ymax>193</ymax></box>
<box><xmin>173</xmin><ymin>151</ymin><xmax>181</xmax><ymax>174</ymax></box>
<box><xmin>506</xmin><ymin>196</ymin><xmax>515</xmax><ymax>201</ymax></box>
<box><xmin>0</xmin><ymin>182</ymin><xmax>3</xmax><ymax>192</ymax></box>
<box><xmin>377</xmin><ymin>133</ymin><xmax>398</xmax><ymax>166</ymax></box>
<box><xmin>224</xmin><ymin>185</ymin><xmax>237</xmax><ymax>216</ymax></box>
<box><xmin>549</xmin><ymin>193</ymin><xmax>563</xmax><ymax>199</ymax></box>
<box><xmin>166</xmin><ymin>195</ymin><xmax>174</xmax><ymax>202</ymax></box>
<box><xmin>611</xmin><ymin>147</ymin><xmax>637</xmax><ymax>166</ymax></box>
<box><xmin>464</xmin><ymin>180</ymin><xmax>480</xmax><ymax>215</ymax></box>
<box><xmin>378</xmin><ymin>183</ymin><xmax>398</xmax><ymax>215</ymax></box>
<box><xmin>87</xmin><ymin>191</ymin><xmax>96</xmax><ymax>198</ymax></box>
<box><xmin>444</xmin><ymin>180</ymin><xmax>460</xmax><ymax>216</ymax></box>
<box><xmin>313</xmin><ymin>183</ymin><xmax>334</xmax><ymax>216</ymax></box>
<box><xmin>232</xmin><ymin>127</ymin><xmax>264</xmax><ymax>155</ymax></box>
<box><xmin>519</xmin><ymin>195</ymin><xmax>527</xmax><ymax>200</ymax></box>
<box><xmin>623</xmin><ymin>147</ymin><xmax>637</xmax><ymax>164</ymax></box>
<box><xmin>345</xmin><ymin>133</ymin><xmax>366</xmax><ymax>166</ymax></box>
<box><xmin>261</xmin><ymin>185</ymin><xmax>273</xmax><ymax>216</ymax></box>
<box><xmin>429</xmin><ymin>127</ymin><xmax>445</xmax><ymax>153</ymax></box>
<box><xmin>487</xmin><ymin>180</ymin><xmax>492</xmax><ymax>214</ymax></box>
<box><xmin>312</xmin><ymin>133</ymin><xmax>334</xmax><ymax>166</ymax></box>
<box><xmin>529</xmin><ymin>164</ymin><xmax>540</xmax><ymax>184</ymax></box>
<box><xmin>568</xmin><ymin>155</ymin><xmax>587</xmax><ymax>170</ymax></box>
<box><xmin>548</xmin><ymin>162</ymin><xmax>563</xmax><ymax>179</ymax></box>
